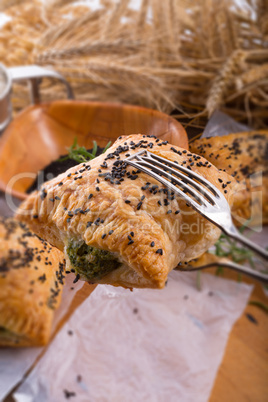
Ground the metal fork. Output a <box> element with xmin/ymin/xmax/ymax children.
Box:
<box><xmin>174</xmin><ymin>256</ymin><xmax>268</xmax><ymax>284</ymax></box>
<box><xmin>125</xmin><ymin>150</ymin><xmax>268</xmax><ymax>261</ymax></box>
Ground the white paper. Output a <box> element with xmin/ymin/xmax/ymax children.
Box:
<box><xmin>202</xmin><ymin>110</ymin><xmax>250</xmax><ymax>138</ymax></box>
<box><xmin>0</xmin><ymin>273</ymin><xmax>86</xmax><ymax>400</ymax></box>
<box><xmin>14</xmin><ymin>272</ymin><xmax>252</xmax><ymax>402</ymax></box>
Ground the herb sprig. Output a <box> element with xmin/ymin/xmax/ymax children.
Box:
<box><xmin>58</xmin><ymin>137</ymin><xmax>111</xmax><ymax>164</ymax></box>
<box><xmin>209</xmin><ymin>221</ymin><xmax>257</xmax><ymax>277</ymax></box>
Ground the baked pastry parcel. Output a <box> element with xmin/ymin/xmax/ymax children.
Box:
<box><xmin>189</xmin><ymin>130</ymin><xmax>268</xmax><ymax>226</ymax></box>
<box><xmin>16</xmin><ymin>134</ymin><xmax>238</xmax><ymax>290</ymax></box>
<box><xmin>0</xmin><ymin>217</ymin><xmax>65</xmax><ymax>347</ymax></box>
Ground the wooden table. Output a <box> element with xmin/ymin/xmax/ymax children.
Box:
<box><xmin>208</xmin><ymin>270</ymin><xmax>268</xmax><ymax>402</ymax></box>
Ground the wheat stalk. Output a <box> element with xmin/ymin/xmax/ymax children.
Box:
<box><xmin>0</xmin><ymin>0</ymin><xmax>267</xmax><ymax>129</ymax></box>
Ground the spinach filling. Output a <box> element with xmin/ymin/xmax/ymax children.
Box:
<box><xmin>0</xmin><ymin>326</ymin><xmax>19</xmax><ymax>342</ymax></box>
<box><xmin>67</xmin><ymin>240</ymin><xmax>121</xmax><ymax>281</ymax></box>
<box><xmin>0</xmin><ymin>326</ymin><xmax>9</xmax><ymax>335</ymax></box>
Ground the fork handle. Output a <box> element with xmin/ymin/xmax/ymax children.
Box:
<box><xmin>176</xmin><ymin>262</ymin><xmax>268</xmax><ymax>284</ymax></box>
<box><xmin>224</xmin><ymin>225</ymin><xmax>268</xmax><ymax>261</ymax></box>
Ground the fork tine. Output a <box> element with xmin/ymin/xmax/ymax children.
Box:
<box><xmin>135</xmin><ymin>159</ymin><xmax>213</xmax><ymax>208</ymax></box>
<box><xmin>141</xmin><ymin>155</ymin><xmax>216</xmax><ymax>205</ymax></box>
<box><xmin>127</xmin><ymin>150</ymin><xmax>228</xmax><ymax>209</ymax></box>
<box><xmin>126</xmin><ymin>158</ymin><xmax>203</xmax><ymax>210</ymax></box>
<box><xmin>148</xmin><ymin>153</ymin><xmax>219</xmax><ymax>197</ymax></box>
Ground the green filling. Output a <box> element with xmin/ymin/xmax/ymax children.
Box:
<box><xmin>0</xmin><ymin>326</ymin><xmax>19</xmax><ymax>343</ymax></box>
<box><xmin>0</xmin><ymin>326</ymin><xmax>10</xmax><ymax>335</ymax></box>
<box><xmin>67</xmin><ymin>240</ymin><xmax>121</xmax><ymax>281</ymax></box>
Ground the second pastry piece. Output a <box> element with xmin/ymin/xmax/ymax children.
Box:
<box><xmin>0</xmin><ymin>217</ymin><xmax>65</xmax><ymax>347</ymax></box>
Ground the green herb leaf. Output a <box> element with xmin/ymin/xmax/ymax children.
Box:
<box><xmin>248</xmin><ymin>300</ymin><xmax>268</xmax><ymax>314</ymax></box>
<box><xmin>57</xmin><ymin>137</ymin><xmax>111</xmax><ymax>164</ymax></box>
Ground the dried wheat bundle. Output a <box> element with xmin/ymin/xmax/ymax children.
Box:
<box><xmin>0</xmin><ymin>0</ymin><xmax>267</xmax><ymax>129</ymax></box>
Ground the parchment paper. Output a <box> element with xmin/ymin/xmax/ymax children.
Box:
<box><xmin>13</xmin><ymin>272</ymin><xmax>252</xmax><ymax>402</ymax></box>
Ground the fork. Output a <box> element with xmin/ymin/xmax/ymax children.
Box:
<box><xmin>174</xmin><ymin>255</ymin><xmax>268</xmax><ymax>284</ymax></box>
<box><xmin>125</xmin><ymin>150</ymin><xmax>268</xmax><ymax>261</ymax></box>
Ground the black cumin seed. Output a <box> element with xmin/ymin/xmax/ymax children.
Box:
<box><xmin>130</xmin><ymin>231</ymin><xmax>134</xmax><ymax>237</ymax></box>
<box><xmin>130</xmin><ymin>174</ymin><xmax>138</xmax><ymax>180</ymax></box>
<box><xmin>128</xmin><ymin>240</ymin><xmax>134</xmax><ymax>245</ymax></box>
<box><xmin>151</xmin><ymin>241</ymin><xmax>155</xmax><ymax>247</ymax></box>
<box><xmin>73</xmin><ymin>274</ymin><xmax>80</xmax><ymax>284</ymax></box>
<box><xmin>175</xmin><ymin>210</ymin><xmax>180</xmax><ymax>214</ymax></box>
<box><xmin>58</xmin><ymin>182</ymin><xmax>63</xmax><ymax>186</ymax></box>
<box><xmin>137</xmin><ymin>201</ymin><xmax>142</xmax><ymax>210</ymax></box>
<box><xmin>156</xmin><ymin>249</ymin><xmax>163</xmax><ymax>255</ymax></box>
<box><xmin>88</xmin><ymin>194</ymin><xmax>93</xmax><ymax>199</ymax></box>
<box><xmin>63</xmin><ymin>389</ymin><xmax>76</xmax><ymax>399</ymax></box>
<box><xmin>86</xmin><ymin>221</ymin><xmax>93</xmax><ymax>228</ymax></box>
<box><xmin>167</xmin><ymin>210</ymin><xmax>172</xmax><ymax>214</ymax></box>
<box><xmin>102</xmin><ymin>233</ymin><xmax>106</xmax><ymax>239</ymax></box>
<box><xmin>55</xmin><ymin>196</ymin><xmax>61</xmax><ymax>200</ymax></box>
<box><xmin>108</xmin><ymin>230</ymin><xmax>114</xmax><ymax>235</ymax></box>
<box><xmin>246</xmin><ymin>313</ymin><xmax>258</xmax><ymax>325</ymax></box>
<box><xmin>96</xmin><ymin>187</ymin><xmax>100</xmax><ymax>191</ymax></box>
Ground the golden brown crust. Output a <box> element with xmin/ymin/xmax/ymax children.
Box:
<box><xmin>0</xmin><ymin>217</ymin><xmax>65</xmax><ymax>347</ymax></box>
<box><xmin>16</xmin><ymin>134</ymin><xmax>237</xmax><ymax>289</ymax></box>
<box><xmin>189</xmin><ymin>131</ymin><xmax>268</xmax><ymax>226</ymax></box>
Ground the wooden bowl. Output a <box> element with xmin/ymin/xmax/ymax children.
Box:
<box><xmin>0</xmin><ymin>100</ymin><xmax>188</xmax><ymax>200</ymax></box>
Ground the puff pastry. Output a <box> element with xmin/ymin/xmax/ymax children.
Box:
<box><xmin>0</xmin><ymin>217</ymin><xmax>65</xmax><ymax>347</ymax></box>
<box><xmin>189</xmin><ymin>131</ymin><xmax>268</xmax><ymax>226</ymax></box>
<box><xmin>16</xmin><ymin>134</ymin><xmax>238</xmax><ymax>289</ymax></box>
